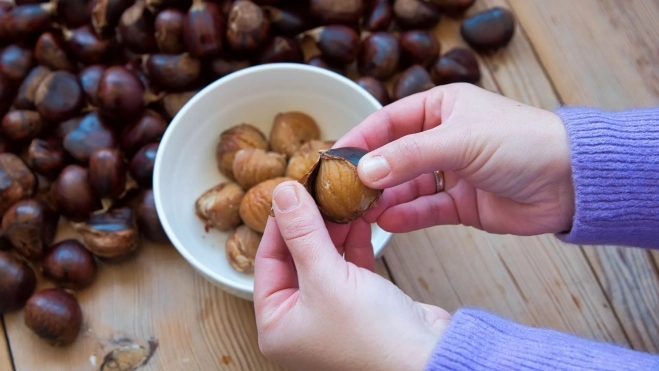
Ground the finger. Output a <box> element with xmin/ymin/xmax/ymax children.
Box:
<box><xmin>343</xmin><ymin>218</ymin><xmax>375</xmax><ymax>272</ymax></box>
<box><xmin>325</xmin><ymin>221</ymin><xmax>349</xmax><ymax>256</ymax></box>
<box><xmin>271</xmin><ymin>181</ymin><xmax>343</xmax><ymax>281</ymax></box>
<box><xmin>377</xmin><ymin>193</ymin><xmax>463</xmax><ymax>233</ymax></box>
<box><xmin>363</xmin><ymin>173</ymin><xmax>437</xmax><ymax>223</ymax></box>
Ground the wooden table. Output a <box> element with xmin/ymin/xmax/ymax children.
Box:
<box><xmin>3</xmin><ymin>0</ymin><xmax>659</xmax><ymax>369</ymax></box>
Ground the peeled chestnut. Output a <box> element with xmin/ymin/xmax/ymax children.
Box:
<box><xmin>120</xmin><ymin>110</ymin><xmax>167</xmax><ymax>157</ymax></box>
<box><xmin>24</xmin><ymin>288</ymin><xmax>82</xmax><ymax>346</ymax></box>
<box><xmin>27</xmin><ymin>138</ymin><xmax>66</xmax><ymax>178</ymax></box>
<box><xmin>129</xmin><ymin>143</ymin><xmax>158</xmax><ymax>188</ymax></box>
<box><xmin>226</xmin><ymin>225</ymin><xmax>261</xmax><ymax>274</ymax></box>
<box><xmin>233</xmin><ymin>149</ymin><xmax>286</xmax><ymax>189</ymax></box>
<box><xmin>2</xmin><ymin>199</ymin><xmax>59</xmax><ymax>260</ymax></box>
<box><xmin>393</xmin><ymin>64</ymin><xmax>435</xmax><ymax>101</ymax></box>
<box><xmin>136</xmin><ymin>189</ymin><xmax>169</xmax><ymax>243</ymax></box>
<box><xmin>158</xmin><ymin>90</ymin><xmax>197</xmax><ymax>120</ymax></box>
<box><xmin>91</xmin><ymin>0</ymin><xmax>134</xmax><ymax>38</ymax></box>
<box><xmin>118</xmin><ymin>1</ymin><xmax>158</xmax><ymax>54</ymax></box>
<box><xmin>0</xmin><ymin>153</ymin><xmax>37</xmax><ymax>215</ymax></box>
<box><xmin>63</xmin><ymin>25</ymin><xmax>114</xmax><ymax>65</ymax></box>
<box><xmin>262</xmin><ymin>6</ymin><xmax>308</xmax><ymax>37</ymax></box>
<box><xmin>57</xmin><ymin>0</ymin><xmax>91</xmax><ymax>28</ymax></box>
<box><xmin>309</xmin><ymin>0</ymin><xmax>364</xmax><ymax>25</ymax></box>
<box><xmin>307</xmin><ymin>55</ymin><xmax>345</xmax><ymax>75</ymax></box>
<box><xmin>144</xmin><ymin>53</ymin><xmax>201</xmax><ymax>91</ymax></box>
<box><xmin>358</xmin><ymin>32</ymin><xmax>400</xmax><ymax>80</ymax></box>
<box><xmin>51</xmin><ymin>165</ymin><xmax>102</xmax><ymax>222</ymax></box>
<box><xmin>89</xmin><ymin>148</ymin><xmax>126</xmax><ymax>200</ymax></box>
<box><xmin>362</xmin><ymin>0</ymin><xmax>392</xmax><ymax>32</ymax></box>
<box><xmin>431</xmin><ymin>47</ymin><xmax>480</xmax><ymax>85</ymax></box>
<box><xmin>270</xmin><ymin>112</ymin><xmax>320</xmax><ymax>158</ymax></box>
<box><xmin>255</xmin><ymin>36</ymin><xmax>303</xmax><ymax>64</ymax></box>
<box><xmin>400</xmin><ymin>30</ymin><xmax>440</xmax><ymax>68</ymax></box>
<box><xmin>155</xmin><ymin>8</ymin><xmax>185</xmax><ymax>54</ymax></box>
<box><xmin>76</xmin><ymin>207</ymin><xmax>139</xmax><ymax>258</ymax></box>
<box><xmin>226</xmin><ymin>0</ymin><xmax>270</xmax><ymax>52</ymax></box>
<box><xmin>0</xmin><ymin>251</ymin><xmax>36</xmax><ymax>314</ymax></box>
<box><xmin>34</xmin><ymin>71</ymin><xmax>84</xmax><ymax>123</ymax></box>
<box><xmin>240</xmin><ymin>177</ymin><xmax>290</xmax><ymax>233</ymax></box>
<box><xmin>393</xmin><ymin>0</ymin><xmax>441</xmax><ymax>30</ymax></box>
<box><xmin>195</xmin><ymin>182</ymin><xmax>245</xmax><ymax>232</ymax></box>
<box><xmin>78</xmin><ymin>65</ymin><xmax>105</xmax><ymax>107</ymax></box>
<box><xmin>210</xmin><ymin>58</ymin><xmax>250</xmax><ymax>79</ymax></box>
<box><xmin>216</xmin><ymin>123</ymin><xmax>269</xmax><ymax>179</ymax></box>
<box><xmin>300</xmin><ymin>147</ymin><xmax>382</xmax><ymax>223</ymax></box>
<box><xmin>0</xmin><ymin>45</ymin><xmax>34</xmax><ymax>84</ymax></box>
<box><xmin>300</xmin><ymin>25</ymin><xmax>361</xmax><ymax>65</ymax></box>
<box><xmin>1</xmin><ymin>110</ymin><xmax>43</xmax><ymax>142</ymax></box>
<box><xmin>355</xmin><ymin>76</ymin><xmax>390</xmax><ymax>106</ymax></box>
<box><xmin>7</xmin><ymin>3</ymin><xmax>56</xmax><ymax>39</ymax></box>
<box><xmin>42</xmin><ymin>239</ymin><xmax>97</xmax><ymax>290</ymax></box>
<box><xmin>63</xmin><ymin>112</ymin><xmax>116</xmax><ymax>164</ymax></box>
<box><xmin>98</xmin><ymin>66</ymin><xmax>145</xmax><ymax>121</ymax></box>
<box><xmin>14</xmin><ymin>66</ymin><xmax>50</xmax><ymax>110</ymax></box>
<box><xmin>461</xmin><ymin>7</ymin><xmax>515</xmax><ymax>52</ymax></box>
<box><xmin>34</xmin><ymin>32</ymin><xmax>76</xmax><ymax>72</ymax></box>
<box><xmin>184</xmin><ymin>0</ymin><xmax>225</xmax><ymax>57</ymax></box>
<box><xmin>285</xmin><ymin>140</ymin><xmax>334</xmax><ymax>180</ymax></box>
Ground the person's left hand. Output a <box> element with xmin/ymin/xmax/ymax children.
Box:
<box><xmin>254</xmin><ymin>180</ymin><xmax>451</xmax><ymax>371</ymax></box>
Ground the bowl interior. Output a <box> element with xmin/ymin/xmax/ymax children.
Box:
<box><xmin>154</xmin><ymin>64</ymin><xmax>391</xmax><ymax>297</ymax></box>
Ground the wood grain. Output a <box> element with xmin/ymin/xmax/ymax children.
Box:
<box><xmin>0</xmin><ymin>319</ymin><xmax>13</xmax><ymax>371</ymax></box>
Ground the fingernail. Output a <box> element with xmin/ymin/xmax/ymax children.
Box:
<box><xmin>361</xmin><ymin>155</ymin><xmax>390</xmax><ymax>183</ymax></box>
<box><xmin>273</xmin><ymin>185</ymin><xmax>299</xmax><ymax>212</ymax></box>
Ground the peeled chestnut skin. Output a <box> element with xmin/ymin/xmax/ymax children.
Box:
<box><xmin>129</xmin><ymin>143</ymin><xmax>158</xmax><ymax>189</ymax></box>
<box><xmin>461</xmin><ymin>7</ymin><xmax>515</xmax><ymax>52</ymax></box>
<box><xmin>120</xmin><ymin>111</ymin><xmax>167</xmax><ymax>157</ymax></box>
<box><xmin>255</xmin><ymin>36</ymin><xmax>303</xmax><ymax>65</ymax></box>
<box><xmin>309</xmin><ymin>0</ymin><xmax>364</xmax><ymax>25</ymax></box>
<box><xmin>57</xmin><ymin>0</ymin><xmax>91</xmax><ymax>28</ymax></box>
<box><xmin>34</xmin><ymin>71</ymin><xmax>84</xmax><ymax>123</ymax></box>
<box><xmin>431</xmin><ymin>47</ymin><xmax>480</xmax><ymax>85</ymax></box>
<box><xmin>64</xmin><ymin>25</ymin><xmax>114</xmax><ymax>66</ymax></box>
<box><xmin>92</xmin><ymin>0</ymin><xmax>134</xmax><ymax>38</ymax></box>
<box><xmin>136</xmin><ymin>189</ymin><xmax>169</xmax><ymax>243</ymax></box>
<box><xmin>51</xmin><ymin>165</ymin><xmax>102</xmax><ymax>222</ymax></box>
<box><xmin>184</xmin><ymin>0</ymin><xmax>225</xmax><ymax>57</ymax></box>
<box><xmin>27</xmin><ymin>139</ymin><xmax>67</xmax><ymax>178</ymax></box>
<box><xmin>14</xmin><ymin>66</ymin><xmax>50</xmax><ymax>110</ymax></box>
<box><xmin>304</xmin><ymin>25</ymin><xmax>361</xmax><ymax>65</ymax></box>
<box><xmin>24</xmin><ymin>288</ymin><xmax>83</xmax><ymax>346</ymax></box>
<box><xmin>89</xmin><ymin>148</ymin><xmax>126</xmax><ymax>200</ymax></box>
<box><xmin>358</xmin><ymin>32</ymin><xmax>400</xmax><ymax>80</ymax></box>
<box><xmin>393</xmin><ymin>64</ymin><xmax>435</xmax><ymax>101</ymax></box>
<box><xmin>0</xmin><ymin>251</ymin><xmax>37</xmax><ymax>314</ymax></box>
<box><xmin>2</xmin><ymin>199</ymin><xmax>59</xmax><ymax>260</ymax></box>
<box><xmin>155</xmin><ymin>8</ymin><xmax>185</xmax><ymax>54</ymax></box>
<box><xmin>0</xmin><ymin>153</ymin><xmax>37</xmax><ymax>215</ymax></box>
<box><xmin>307</xmin><ymin>55</ymin><xmax>345</xmax><ymax>75</ymax></box>
<box><xmin>227</xmin><ymin>0</ymin><xmax>270</xmax><ymax>52</ymax></box>
<box><xmin>98</xmin><ymin>66</ymin><xmax>145</xmax><ymax>121</ymax></box>
<box><xmin>1</xmin><ymin>110</ymin><xmax>44</xmax><ymax>143</ymax></box>
<box><xmin>393</xmin><ymin>0</ymin><xmax>441</xmax><ymax>30</ymax></box>
<box><xmin>63</xmin><ymin>112</ymin><xmax>116</xmax><ymax>164</ymax></box>
<box><xmin>145</xmin><ymin>53</ymin><xmax>201</xmax><ymax>91</ymax></box>
<box><xmin>362</xmin><ymin>0</ymin><xmax>392</xmax><ymax>32</ymax></box>
<box><xmin>78</xmin><ymin>65</ymin><xmax>105</xmax><ymax>107</ymax></box>
<box><xmin>210</xmin><ymin>58</ymin><xmax>250</xmax><ymax>79</ymax></box>
<box><xmin>263</xmin><ymin>6</ymin><xmax>309</xmax><ymax>37</ymax></box>
<box><xmin>76</xmin><ymin>207</ymin><xmax>139</xmax><ymax>258</ymax></box>
<box><xmin>355</xmin><ymin>76</ymin><xmax>390</xmax><ymax>106</ymax></box>
<box><xmin>35</xmin><ymin>32</ymin><xmax>77</xmax><ymax>72</ymax></box>
<box><xmin>285</xmin><ymin>140</ymin><xmax>334</xmax><ymax>181</ymax></box>
<box><xmin>118</xmin><ymin>1</ymin><xmax>159</xmax><ymax>54</ymax></box>
<box><xmin>400</xmin><ymin>30</ymin><xmax>440</xmax><ymax>68</ymax></box>
<box><xmin>7</xmin><ymin>3</ymin><xmax>56</xmax><ymax>40</ymax></box>
<box><xmin>43</xmin><ymin>239</ymin><xmax>97</xmax><ymax>289</ymax></box>
<box><xmin>0</xmin><ymin>45</ymin><xmax>34</xmax><ymax>84</ymax></box>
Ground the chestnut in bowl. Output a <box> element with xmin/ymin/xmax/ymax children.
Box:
<box><xmin>240</xmin><ymin>177</ymin><xmax>290</xmax><ymax>233</ymax></box>
<box><xmin>195</xmin><ymin>182</ymin><xmax>245</xmax><ymax>232</ymax></box>
<box><xmin>225</xmin><ymin>225</ymin><xmax>261</xmax><ymax>274</ymax></box>
<box><xmin>24</xmin><ymin>288</ymin><xmax>83</xmax><ymax>346</ymax></box>
<box><xmin>270</xmin><ymin>111</ymin><xmax>320</xmax><ymax>158</ymax></box>
<box><xmin>43</xmin><ymin>239</ymin><xmax>97</xmax><ymax>289</ymax></box>
<box><xmin>216</xmin><ymin>123</ymin><xmax>269</xmax><ymax>179</ymax></box>
<box><xmin>0</xmin><ymin>251</ymin><xmax>37</xmax><ymax>314</ymax></box>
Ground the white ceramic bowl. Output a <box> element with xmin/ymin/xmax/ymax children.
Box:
<box><xmin>153</xmin><ymin>64</ymin><xmax>392</xmax><ymax>301</ymax></box>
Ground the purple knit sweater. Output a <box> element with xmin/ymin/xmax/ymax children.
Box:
<box><xmin>424</xmin><ymin>107</ymin><xmax>659</xmax><ymax>370</ymax></box>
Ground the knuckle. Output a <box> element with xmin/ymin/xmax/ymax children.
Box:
<box><xmin>280</xmin><ymin>215</ymin><xmax>318</xmax><ymax>246</ymax></box>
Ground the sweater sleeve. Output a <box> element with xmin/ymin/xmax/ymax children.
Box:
<box><xmin>424</xmin><ymin>308</ymin><xmax>659</xmax><ymax>371</ymax></box>
<box><xmin>555</xmin><ymin>106</ymin><xmax>659</xmax><ymax>248</ymax></box>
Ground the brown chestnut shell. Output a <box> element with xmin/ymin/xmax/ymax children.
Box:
<box><xmin>0</xmin><ymin>153</ymin><xmax>37</xmax><ymax>215</ymax></box>
<box><xmin>226</xmin><ymin>0</ymin><xmax>270</xmax><ymax>52</ymax></box>
<box><xmin>430</xmin><ymin>47</ymin><xmax>480</xmax><ymax>85</ymax></box>
<box><xmin>154</xmin><ymin>8</ymin><xmax>185</xmax><ymax>54</ymax></box>
<box><xmin>34</xmin><ymin>71</ymin><xmax>84</xmax><ymax>123</ymax></box>
<box><xmin>14</xmin><ymin>66</ymin><xmax>50</xmax><ymax>110</ymax></box>
<box><xmin>76</xmin><ymin>207</ymin><xmax>139</xmax><ymax>258</ymax></box>
<box><xmin>24</xmin><ymin>288</ymin><xmax>82</xmax><ymax>346</ymax></box>
<box><xmin>34</xmin><ymin>32</ymin><xmax>77</xmax><ymax>72</ymax></box>
<box><xmin>136</xmin><ymin>189</ymin><xmax>169</xmax><ymax>243</ymax></box>
<box><xmin>63</xmin><ymin>112</ymin><xmax>117</xmax><ymax>164</ymax></box>
<box><xmin>400</xmin><ymin>30</ymin><xmax>440</xmax><ymax>68</ymax></box>
<box><xmin>393</xmin><ymin>64</ymin><xmax>435</xmax><ymax>101</ymax></box>
<box><xmin>144</xmin><ymin>53</ymin><xmax>201</xmax><ymax>91</ymax></box>
<box><xmin>393</xmin><ymin>0</ymin><xmax>441</xmax><ymax>30</ymax></box>
<box><xmin>355</xmin><ymin>76</ymin><xmax>390</xmax><ymax>106</ymax></box>
<box><xmin>255</xmin><ymin>36</ymin><xmax>303</xmax><ymax>65</ymax></box>
<box><xmin>183</xmin><ymin>0</ymin><xmax>225</xmax><ymax>57</ymax></box>
<box><xmin>120</xmin><ymin>110</ymin><xmax>167</xmax><ymax>157</ymax></box>
<box><xmin>358</xmin><ymin>32</ymin><xmax>400</xmax><ymax>81</ymax></box>
<box><xmin>301</xmin><ymin>25</ymin><xmax>361</xmax><ymax>65</ymax></box>
<box><xmin>51</xmin><ymin>164</ymin><xmax>102</xmax><ymax>222</ymax></box>
<box><xmin>78</xmin><ymin>65</ymin><xmax>105</xmax><ymax>107</ymax></box>
<box><xmin>2</xmin><ymin>199</ymin><xmax>59</xmax><ymax>260</ymax></box>
<box><xmin>97</xmin><ymin>66</ymin><xmax>145</xmax><ymax>121</ymax></box>
<box><xmin>1</xmin><ymin>110</ymin><xmax>44</xmax><ymax>143</ymax></box>
<box><xmin>0</xmin><ymin>45</ymin><xmax>34</xmax><ymax>84</ymax></box>
<box><xmin>362</xmin><ymin>0</ymin><xmax>392</xmax><ymax>32</ymax></box>
<box><xmin>285</xmin><ymin>140</ymin><xmax>334</xmax><ymax>181</ymax></box>
<box><xmin>309</xmin><ymin>0</ymin><xmax>364</xmax><ymax>26</ymax></box>
<box><xmin>129</xmin><ymin>142</ymin><xmax>158</xmax><ymax>189</ymax></box>
<box><xmin>118</xmin><ymin>1</ymin><xmax>159</xmax><ymax>54</ymax></box>
<box><xmin>460</xmin><ymin>7</ymin><xmax>515</xmax><ymax>52</ymax></box>
<box><xmin>89</xmin><ymin>148</ymin><xmax>127</xmax><ymax>200</ymax></box>
<box><xmin>27</xmin><ymin>139</ymin><xmax>67</xmax><ymax>178</ymax></box>
<box><xmin>42</xmin><ymin>239</ymin><xmax>97</xmax><ymax>290</ymax></box>
<box><xmin>0</xmin><ymin>251</ymin><xmax>37</xmax><ymax>314</ymax></box>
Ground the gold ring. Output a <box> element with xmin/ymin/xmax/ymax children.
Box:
<box><xmin>433</xmin><ymin>170</ymin><xmax>445</xmax><ymax>194</ymax></box>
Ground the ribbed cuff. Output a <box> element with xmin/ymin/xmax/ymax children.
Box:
<box><xmin>555</xmin><ymin>107</ymin><xmax>659</xmax><ymax>249</ymax></box>
<box><xmin>425</xmin><ymin>308</ymin><xmax>659</xmax><ymax>371</ymax></box>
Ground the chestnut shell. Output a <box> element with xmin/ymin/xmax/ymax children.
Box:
<box><xmin>27</xmin><ymin>138</ymin><xmax>67</xmax><ymax>178</ymax></box>
<box><xmin>14</xmin><ymin>66</ymin><xmax>51</xmax><ymax>110</ymax></box>
<box><xmin>144</xmin><ymin>53</ymin><xmax>201</xmax><ymax>91</ymax></box>
<box><xmin>0</xmin><ymin>153</ymin><xmax>37</xmax><ymax>215</ymax></box>
<box><xmin>97</xmin><ymin>66</ymin><xmax>145</xmax><ymax>121</ymax></box>
<box><xmin>120</xmin><ymin>110</ymin><xmax>167</xmax><ymax>157</ymax></box>
<box><xmin>24</xmin><ymin>288</ymin><xmax>83</xmax><ymax>346</ymax></box>
<box><xmin>461</xmin><ymin>7</ymin><xmax>515</xmax><ymax>52</ymax></box>
<box><xmin>393</xmin><ymin>0</ymin><xmax>441</xmax><ymax>30</ymax></box>
<box><xmin>34</xmin><ymin>71</ymin><xmax>84</xmax><ymax>123</ymax></box>
<box><xmin>0</xmin><ymin>45</ymin><xmax>35</xmax><ymax>84</ymax></box>
<box><xmin>76</xmin><ymin>207</ymin><xmax>139</xmax><ymax>258</ymax></box>
<box><xmin>89</xmin><ymin>148</ymin><xmax>127</xmax><ymax>200</ymax></box>
<box><xmin>393</xmin><ymin>64</ymin><xmax>435</xmax><ymax>101</ymax></box>
<box><xmin>136</xmin><ymin>189</ymin><xmax>169</xmax><ymax>243</ymax></box>
<box><xmin>309</xmin><ymin>0</ymin><xmax>364</xmax><ymax>26</ymax></box>
<box><xmin>1</xmin><ymin>110</ymin><xmax>44</xmax><ymax>143</ymax></box>
<box><xmin>2</xmin><ymin>199</ymin><xmax>59</xmax><ymax>260</ymax></box>
<box><xmin>183</xmin><ymin>0</ymin><xmax>225</xmax><ymax>57</ymax></box>
<box><xmin>431</xmin><ymin>47</ymin><xmax>480</xmax><ymax>85</ymax></box>
<box><xmin>226</xmin><ymin>0</ymin><xmax>270</xmax><ymax>52</ymax></box>
<box><xmin>43</xmin><ymin>239</ymin><xmax>97</xmax><ymax>290</ymax></box>
<box><xmin>51</xmin><ymin>164</ymin><xmax>102</xmax><ymax>222</ymax></box>
<box><xmin>358</xmin><ymin>32</ymin><xmax>400</xmax><ymax>81</ymax></box>
<box><xmin>129</xmin><ymin>142</ymin><xmax>158</xmax><ymax>189</ymax></box>
<box><xmin>0</xmin><ymin>251</ymin><xmax>37</xmax><ymax>314</ymax></box>
<box><xmin>63</xmin><ymin>112</ymin><xmax>117</xmax><ymax>164</ymax></box>
<box><xmin>304</xmin><ymin>25</ymin><xmax>361</xmax><ymax>65</ymax></box>
<box><xmin>362</xmin><ymin>0</ymin><xmax>392</xmax><ymax>32</ymax></box>
<box><xmin>355</xmin><ymin>76</ymin><xmax>390</xmax><ymax>106</ymax></box>
<box><xmin>34</xmin><ymin>31</ymin><xmax>77</xmax><ymax>72</ymax></box>
<box><xmin>400</xmin><ymin>30</ymin><xmax>440</xmax><ymax>68</ymax></box>
<box><xmin>255</xmin><ymin>36</ymin><xmax>303</xmax><ymax>64</ymax></box>
<box><xmin>78</xmin><ymin>65</ymin><xmax>105</xmax><ymax>107</ymax></box>
<box><xmin>154</xmin><ymin>8</ymin><xmax>185</xmax><ymax>54</ymax></box>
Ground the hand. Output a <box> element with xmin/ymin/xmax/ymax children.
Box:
<box><xmin>254</xmin><ymin>181</ymin><xmax>451</xmax><ymax>371</ymax></box>
<box><xmin>336</xmin><ymin>83</ymin><xmax>575</xmax><ymax>236</ymax></box>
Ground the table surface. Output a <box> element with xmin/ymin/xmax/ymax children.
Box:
<box><xmin>3</xmin><ymin>0</ymin><xmax>659</xmax><ymax>370</ymax></box>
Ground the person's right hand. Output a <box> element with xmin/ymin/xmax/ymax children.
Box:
<box><xmin>336</xmin><ymin>83</ymin><xmax>575</xmax><ymax>236</ymax></box>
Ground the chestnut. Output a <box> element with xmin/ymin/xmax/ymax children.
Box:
<box><xmin>158</xmin><ymin>90</ymin><xmax>197</xmax><ymax>120</ymax></box>
<box><xmin>393</xmin><ymin>64</ymin><xmax>435</xmax><ymax>101</ymax></box>
<box><xmin>210</xmin><ymin>57</ymin><xmax>250</xmax><ymax>79</ymax></box>
<box><xmin>400</xmin><ymin>30</ymin><xmax>440</xmax><ymax>68</ymax></box>
<box><xmin>34</xmin><ymin>71</ymin><xmax>84</xmax><ymax>123</ymax></box>
<box><xmin>306</xmin><ymin>55</ymin><xmax>345</xmax><ymax>75</ymax></box>
<box><xmin>0</xmin><ymin>135</ymin><xmax>9</xmax><ymax>154</ymax></box>
<box><xmin>154</xmin><ymin>8</ymin><xmax>185</xmax><ymax>54</ymax></box>
<box><xmin>24</xmin><ymin>288</ymin><xmax>83</xmax><ymax>346</ymax></box>
<box><xmin>0</xmin><ymin>45</ymin><xmax>34</xmax><ymax>84</ymax></box>
<box><xmin>355</xmin><ymin>76</ymin><xmax>390</xmax><ymax>106</ymax></box>
<box><xmin>91</xmin><ymin>0</ymin><xmax>134</xmax><ymax>38</ymax></box>
<box><xmin>0</xmin><ymin>74</ymin><xmax>13</xmax><ymax>119</ymax></box>
<box><xmin>184</xmin><ymin>0</ymin><xmax>225</xmax><ymax>57</ymax></box>
<box><xmin>118</xmin><ymin>1</ymin><xmax>159</xmax><ymax>54</ymax></box>
<box><xmin>7</xmin><ymin>2</ymin><xmax>56</xmax><ymax>39</ymax></box>
<box><xmin>216</xmin><ymin>123</ymin><xmax>269</xmax><ymax>179</ymax></box>
<box><xmin>195</xmin><ymin>182</ymin><xmax>245</xmax><ymax>232</ymax></box>
<box><xmin>0</xmin><ymin>153</ymin><xmax>37</xmax><ymax>215</ymax></box>
<box><xmin>393</xmin><ymin>0</ymin><xmax>441</xmax><ymax>30</ymax></box>
<box><xmin>129</xmin><ymin>142</ymin><xmax>158</xmax><ymax>188</ymax></box>
<box><xmin>226</xmin><ymin>0</ymin><xmax>270</xmax><ymax>52</ymax></box>
<box><xmin>120</xmin><ymin>110</ymin><xmax>167</xmax><ymax>157</ymax></box>
<box><xmin>89</xmin><ymin>148</ymin><xmax>126</xmax><ymax>200</ymax></box>
<box><xmin>270</xmin><ymin>111</ymin><xmax>320</xmax><ymax>158</ymax></box>
<box><xmin>427</xmin><ymin>0</ymin><xmax>475</xmax><ymax>15</ymax></box>
<box><xmin>63</xmin><ymin>25</ymin><xmax>114</xmax><ymax>65</ymax></box>
<box><xmin>27</xmin><ymin>138</ymin><xmax>66</xmax><ymax>177</ymax></box>
<box><xmin>57</xmin><ymin>0</ymin><xmax>91</xmax><ymax>28</ymax></box>
<box><xmin>362</xmin><ymin>0</ymin><xmax>392</xmax><ymax>32</ymax></box>
<box><xmin>430</xmin><ymin>47</ymin><xmax>480</xmax><ymax>85</ymax></box>
<box><xmin>255</xmin><ymin>36</ymin><xmax>303</xmax><ymax>64</ymax></box>
<box><xmin>225</xmin><ymin>225</ymin><xmax>261</xmax><ymax>274</ymax></box>
<box><xmin>240</xmin><ymin>177</ymin><xmax>290</xmax><ymax>233</ymax></box>
<box><xmin>136</xmin><ymin>189</ymin><xmax>169</xmax><ymax>243</ymax></box>
<box><xmin>309</xmin><ymin>0</ymin><xmax>364</xmax><ymax>26</ymax></box>
<box><xmin>1</xmin><ymin>110</ymin><xmax>44</xmax><ymax>143</ymax></box>
<box><xmin>233</xmin><ymin>149</ymin><xmax>286</xmax><ymax>190</ymax></box>
<box><xmin>51</xmin><ymin>165</ymin><xmax>102</xmax><ymax>222</ymax></box>
<box><xmin>146</xmin><ymin>0</ymin><xmax>190</xmax><ymax>11</ymax></box>
<box><xmin>262</xmin><ymin>6</ymin><xmax>308</xmax><ymax>37</ymax></box>
<box><xmin>461</xmin><ymin>7</ymin><xmax>515</xmax><ymax>52</ymax></box>
<box><xmin>34</xmin><ymin>31</ymin><xmax>77</xmax><ymax>72</ymax></box>
<box><xmin>63</xmin><ymin>112</ymin><xmax>116</xmax><ymax>164</ymax></box>
<box><xmin>0</xmin><ymin>4</ymin><xmax>11</xmax><ymax>44</ymax></box>
<box><xmin>97</xmin><ymin>66</ymin><xmax>145</xmax><ymax>121</ymax></box>
<box><xmin>0</xmin><ymin>251</ymin><xmax>36</xmax><ymax>313</ymax></box>
<box><xmin>285</xmin><ymin>139</ymin><xmax>334</xmax><ymax>180</ymax></box>
<box><xmin>76</xmin><ymin>207</ymin><xmax>139</xmax><ymax>258</ymax></box>
<box><xmin>358</xmin><ymin>32</ymin><xmax>400</xmax><ymax>80</ymax></box>
<box><xmin>42</xmin><ymin>239</ymin><xmax>97</xmax><ymax>290</ymax></box>
<box><xmin>299</xmin><ymin>25</ymin><xmax>361</xmax><ymax>65</ymax></box>
<box><xmin>300</xmin><ymin>147</ymin><xmax>382</xmax><ymax>223</ymax></box>
<box><xmin>14</xmin><ymin>66</ymin><xmax>50</xmax><ymax>110</ymax></box>
<box><xmin>54</xmin><ymin>117</ymin><xmax>80</xmax><ymax>141</ymax></box>
<box><xmin>2</xmin><ymin>199</ymin><xmax>59</xmax><ymax>260</ymax></box>
<box><xmin>144</xmin><ymin>53</ymin><xmax>201</xmax><ymax>91</ymax></box>
<box><xmin>78</xmin><ymin>65</ymin><xmax>105</xmax><ymax>107</ymax></box>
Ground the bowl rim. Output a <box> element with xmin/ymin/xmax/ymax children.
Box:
<box><xmin>153</xmin><ymin>63</ymin><xmax>392</xmax><ymax>296</ymax></box>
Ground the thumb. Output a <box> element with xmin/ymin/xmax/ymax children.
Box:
<box><xmin>271</xmin><ymin>181</ymin><xmax>342</xmax><ymax>281</ymax></box>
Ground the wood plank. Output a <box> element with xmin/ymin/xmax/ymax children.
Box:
<box><xmin>508</xmin><ymin>0</ymin><xmax>659</xmax><ymax>352</ymax></box>
<box><xmin>0</xmin><ymin>319</ymin><xmax>13</xmax><ymax>371</ymax></box>
<box><xmin>375</xmin><ymin>258</ymin><xmax>394</xmax><ymax>282</ymax></box>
